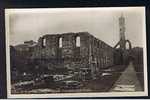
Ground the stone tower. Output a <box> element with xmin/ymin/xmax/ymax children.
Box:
<box><xmin>119</xmin><ymin>15</ymin><xmax>126</xmax><ymax>50</ymax></box>
<box><xmin>114</xmin><ymin>14</ymin><xmax>132</xmax><ymax>65</ymax></box>
<box><xmin>114</xmin><ymin>15</ymin><xmax>131</xmax><ymax>50</ymax></box>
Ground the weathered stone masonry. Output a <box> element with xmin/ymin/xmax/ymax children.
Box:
<box><xmin>30</xmin><ymin>32</ymin><xmax>114</xmax><ymax>72</ymax></box>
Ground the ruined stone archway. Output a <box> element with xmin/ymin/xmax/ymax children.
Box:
<box><xmin>125</xmin><ymin>40</ymin><xmax>132</xmax><ymax>50</ymax></box>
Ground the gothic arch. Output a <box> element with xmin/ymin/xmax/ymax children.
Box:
<box><xmin>114</xmin><ymin>39</ymin><xmax>132</xmax><ymax>50</ymax></box>
<box><xmin>125</xmin><ymin>40</ymin><xmax>132</xmax><ymax>50</ymax></box>
<box><xmin>42</xmin><ymin>37</ymin><xmax>46</xmax><ymax>47</ymax></box>
<box><xmin>75</xmin><ymin>35</ymin><xmax>80</xmax><ymax>47</ymax></box>
<box><xmin>58</xmin><ymin>37</ymin><xmax>62</xmax><ymax>48</ymax></box>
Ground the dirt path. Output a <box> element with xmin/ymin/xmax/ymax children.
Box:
<box><xmin>110</xmin><ymin>62</ymin><xmax>142</xmax><ymax>92</ymax></box>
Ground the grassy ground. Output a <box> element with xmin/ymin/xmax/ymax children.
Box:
<box><xmin>12</xmin><ymin>65</ymin><xmax>144</xmax><ymax>94</ymax></box>
<box><xmin>11</xmin><ymin>63</ymin><xmax>144</xmax><ymax>94</ymax></box>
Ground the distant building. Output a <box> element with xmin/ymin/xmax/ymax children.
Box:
<box><xmin>10</xmin><ymin>40</ymin><xmax>37</xmax><ymax>76</ymax></box>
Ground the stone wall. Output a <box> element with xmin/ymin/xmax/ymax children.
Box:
<box><xmin>30</xmin><ymin>32</ymin><xmax>115</xmax><ymax>71</ymax></box>
<box><xmin>88</xmin><ymin>34</ymin><xmax>114</xmax><ymax>72</ymax></box>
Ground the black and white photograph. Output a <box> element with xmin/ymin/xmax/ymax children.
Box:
<box><xmin>5</xmin><ymin>7</ymin><xmax>147</xmax><ymax>98</ymax></box>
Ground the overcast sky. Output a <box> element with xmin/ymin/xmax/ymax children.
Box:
<box><xmin>7</xmin><ymin>7</ymin><xmax>145</xmax><ymax>47</ymax></box>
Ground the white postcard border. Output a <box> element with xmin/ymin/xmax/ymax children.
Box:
<box><xmin>5</xmin><ymin>7</ymin><xmax>148</xmax><ymax>98</ymax></box>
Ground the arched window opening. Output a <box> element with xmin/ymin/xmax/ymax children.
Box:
<box><xmin>42</xmin><ymin>38</ymin><xmax>46</xmax><ymax>47</ymax></box>
<box><xmin>125</xmin><ymin>40</ymin><xmax>132</xmax><ymax>50</ymax></box>
<box><xmin>59</xmin><ymin>37</ymin><xmax>62</xmax><ymax>48</ymax></box>
<box><xmin>116</xmin><ymin>45</ymin><xmax>120</xmax><ymax>49</ymax></box>
<box><xmin>76</xmin><ymin>36</ymin><xmax>80</xmax><ymax>47</ymax></box>
<box><xmin>125</xmin><ymin>42</ymin><xmax>130</xmax><ymax>50</ymax></box>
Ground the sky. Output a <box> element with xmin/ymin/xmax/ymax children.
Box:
<box><xmin>6</xmin><ymin>7</ymin><xmax>146</xmax><ymax>47</ymax></box>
